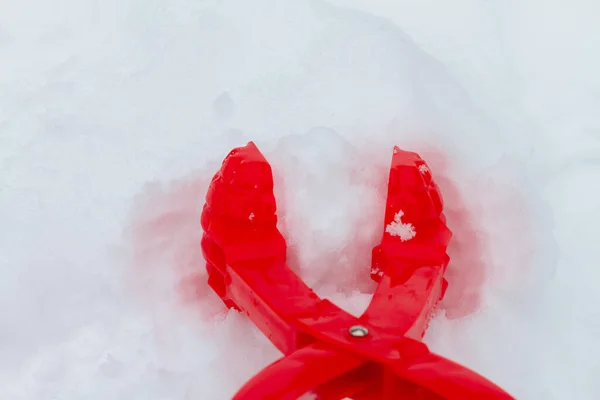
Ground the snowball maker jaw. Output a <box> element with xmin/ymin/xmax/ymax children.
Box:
<box><xmin>200</xmin><ymin>141</ymin><xmax>514</xmax><ymax>400</ymax></box>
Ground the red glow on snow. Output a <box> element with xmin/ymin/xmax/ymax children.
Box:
<box><xmin>127</xmin><ymin>175</ymin><xmax>225</xmax><ymax>319</ymax></box>
<box><xmin>419</xmin><ymin>150</ymin><xmax>533</xmax><ymax>319</ymax></box>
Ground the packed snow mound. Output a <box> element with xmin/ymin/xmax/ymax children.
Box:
<box><xmin>1</xmin><ymin>0</ymin><xmax>599</xmax><ymax>399</ymax></box>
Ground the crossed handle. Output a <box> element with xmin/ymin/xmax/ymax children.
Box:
<box><xmin>225</xmin><ymin>261</ymin><xmax>512</xmax><ymax>399</ymax></box>
<box><xmin>200</xmin><ymin>142</ymin><xmax>514</xmax><ymax>400</ymax></box>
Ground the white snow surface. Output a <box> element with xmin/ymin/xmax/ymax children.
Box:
<box><xmin>1</xmin><ymin>0</ymin><xmax>600</xmax><ymax>399</ymax></box>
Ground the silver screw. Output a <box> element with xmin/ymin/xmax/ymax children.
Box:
<box><xmin>348</xmin><ymin>325</ymin><xmax>369</xmax><ymax>338</ymax></box>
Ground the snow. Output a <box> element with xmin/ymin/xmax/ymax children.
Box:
<box><xmin>385</xmin><ymin>210</ymin><xmax>416</xmax><ymax>241</ymax></box>
<box><xmin>1</xmin><ymin>0</ymin><xmax>599</xmax><ymax>399</ymax></box>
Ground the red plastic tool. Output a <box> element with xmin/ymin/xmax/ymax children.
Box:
<box><xmin>200</xmin><ymin>142</ymin><xmax>514</xmax><ymax>400</ymax></box>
